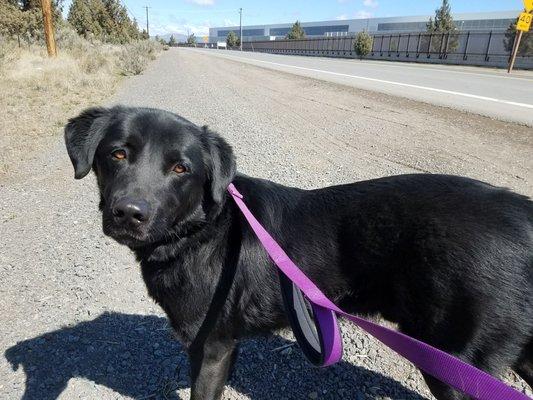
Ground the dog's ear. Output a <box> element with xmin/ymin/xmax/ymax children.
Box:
<box><xmin>201</xmin><ymin>126</ymin><xmax>236</xmax><ymax>206</ymax></box>
<box><xmin>64</xmin><ymin>107</ymin><xmax>110</xmax><ymax>179</ymax></box>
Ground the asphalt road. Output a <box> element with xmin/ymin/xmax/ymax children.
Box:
<box><xmin>188</xmin><ymin>48</ymin><xmax>533</xmax><ymax>126</ymax></box>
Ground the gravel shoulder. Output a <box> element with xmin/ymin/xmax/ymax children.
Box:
<box><xmin>1</xmin><ymin>48</ymin><xmax>532</xmax><ymax>400</ymax></box>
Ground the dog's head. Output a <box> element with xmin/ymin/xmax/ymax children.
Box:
<box><xmin>64</xmin><ymin>106</ymin><xmax>236</xmax><ymax>249</ymax></box>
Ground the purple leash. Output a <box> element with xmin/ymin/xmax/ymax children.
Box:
<box><xmin>228</xmin><ymin>183</ymin><xmax>531</xmax><ymax>400</ymax></box>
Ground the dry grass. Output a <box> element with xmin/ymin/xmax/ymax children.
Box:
<box><xmin>0</xmin><ymin>27</ymin><xmax>161</xmax><ymax>178</ymax></box>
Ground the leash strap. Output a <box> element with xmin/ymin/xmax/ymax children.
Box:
<box><xmin>228</xmin><ymin>183</ymin><xmax>530</xmax><ymax>400</ymax></box>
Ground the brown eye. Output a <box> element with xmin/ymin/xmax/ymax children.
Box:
<box><xmin>172</xmin><ymin>164</ymin><xmax>187</xmax><ymax>174</ymax></box>
<box><xmin>112</xmin><ymin>150</ymin><xmax>127</xmax><ymax>160</ymax></box>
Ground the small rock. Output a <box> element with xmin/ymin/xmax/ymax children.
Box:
<box><xmin>308</xmin><ymin>391</ymin><xmax>318</xmax><ymax>399</ymax></box>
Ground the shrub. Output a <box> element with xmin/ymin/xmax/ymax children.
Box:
<box><xmin>0</xmin><ymin>37</ymin><xmax>21</xmax><ymax>70</ymax></box>
<box><xmin>116</xmin><ymin>40</ymin><xmax>161</xmax><ymax>75</ymax></box>
<box><xmin>354</xmin><ymin>31</ymin><xmax>373</xmax><ymax>59</ymax></box>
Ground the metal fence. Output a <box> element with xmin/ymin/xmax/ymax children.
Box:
<box><xmin>241</xmin><ymin>31</ymin><xmax>533</xmax><ymax>69</ymax></box>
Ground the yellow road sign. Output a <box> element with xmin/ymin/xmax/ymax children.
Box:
<box><xmin>524</xmin><ymin>0</ymin><xmax>533</xmax><ymax>13</ymax></box>
<box><xmin>517</xmin><ymin>12</ymin><xmax>532</xmax><ymax>32</ymax></box>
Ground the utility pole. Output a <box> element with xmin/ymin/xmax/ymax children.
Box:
<box><xmin>40</xmin><ymin>0</ymin><xmax>57</xmax><ymax>57</ymax></box>
<box><xmin>144</xmin><ymin>6</ymin><xmax>151</xmax><ymax>37</ymax></box>
<box><xmin>239</xmin><ymin>7</ymin><xmax>243</xmax><ymax>51</ymax></box>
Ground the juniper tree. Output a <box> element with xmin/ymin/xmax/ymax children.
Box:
<box><xmin>426</xmin><ymin>0</ymin><xmax>458</xmax><ymax>53</ymax></box>
<box><xmin>504</xmin><ymin>18</ymin><xmax>533</xmax><ymax>56</ymax></box>
<box><xmin>286</xmin><ymin>21</ymin><xmax>305</xmax><ymax>39</ymax></box>
<box><xmin>226</xmin><ymin>30</ymin><xmax>238</xmax><ymax>47</ymax></box>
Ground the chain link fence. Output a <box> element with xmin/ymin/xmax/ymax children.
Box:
<box><xmin>240</xmin><ymin>31</ymin><xmax>533</xmax><ymax>69</ymax></box>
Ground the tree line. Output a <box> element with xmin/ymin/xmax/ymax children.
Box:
<box><xmin>0</xmin><ymin>0</ymin><xmax>149</xmax><ymax>45</ymax></box>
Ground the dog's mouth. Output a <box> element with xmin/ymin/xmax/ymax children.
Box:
<box><xmin>102</xmin><ymin>220</ymin><xmax>155</xmax><ymax>248</ymax></box>
<box><xmin>108</xmin><ymin>230</ymin><xmax>148</xmax><ymax>248</ymax></box>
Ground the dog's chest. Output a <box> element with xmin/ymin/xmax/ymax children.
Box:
<box><xmin>140</xmin><ymin>258</ymin><xmax>219</xmax><ymax>344</ymax></box>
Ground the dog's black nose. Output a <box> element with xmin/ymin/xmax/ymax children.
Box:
<box><xmin>113</xmin><ymin>198</ymin><xmax>150</xmax><ymax>225</ymax></box>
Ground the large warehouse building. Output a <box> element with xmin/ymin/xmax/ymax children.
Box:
<box><xmin>209</xmin><ymin>10</ymin><xmax>519</xmax><ymax>42</ymax></box>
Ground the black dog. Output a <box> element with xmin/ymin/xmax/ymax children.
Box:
<box><xmin>64</xmin><ymin>106</ymin><xmax>533</xmax><ymax>400</ymax></box>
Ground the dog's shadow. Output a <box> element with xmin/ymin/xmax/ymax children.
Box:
<box><xmin>5</xmin><ymin>312</ymin><xmax>427</xmax><ymax>400</ymax></box>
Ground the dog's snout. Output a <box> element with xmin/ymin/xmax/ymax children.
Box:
<box><xmin>113</xmin><ymin>198</ymin><xmax>150</xmax><ymax>225</ymax></box>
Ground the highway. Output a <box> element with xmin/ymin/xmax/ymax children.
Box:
<box><xmin>189</xmin><ymin>48</ymin><xmax>533</xmax><ymax>126</ymax></box>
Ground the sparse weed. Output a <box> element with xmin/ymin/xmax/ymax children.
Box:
<box><xmin>0</xmin><ymin>29</ymin><xmax>161</xmax><ymax>178</ymax></box>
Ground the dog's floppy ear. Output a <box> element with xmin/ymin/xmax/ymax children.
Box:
<box><xmin>64</xmin><ymin>107</ymin><xmax>111</xmax><ymax>179</ymax></box>
<box><xmin>201</xmin><ymin>126</ymin><xmax>236</xmax><ymax>206</ymax></box>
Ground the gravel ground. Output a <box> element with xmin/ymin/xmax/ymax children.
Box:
<box><xmin>1</xmin><ymin>48</ymin><xmax>532</xmax><ymax>400</ymax></box>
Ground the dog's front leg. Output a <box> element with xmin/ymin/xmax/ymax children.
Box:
<box><xmin>188</xmin><ymin>337</ymin><xmax>237</xmax><ymax>400</ymax></box>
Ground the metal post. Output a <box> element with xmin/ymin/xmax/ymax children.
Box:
<box><xmin>416</xmin><ymin>33</ymin><xmax>421</xmax><ymax>58</ymax></box>
<box><xmin>463</xmin><ymin>31</ymin><xmax>470</xmax><ymax>60</ymax></box>
<box><xmin>40</xmin><ymin>0</ymin><xmax>57</xmax><ymax>57</ymax></box>
<box><xmin>508</xmin><ymin>30</ymin><xmax>524</xmax><ymax>73</ymax></box>
<box><xmin>438</xmin><ymin>33</ymin><xmax>445</xmax><ymax>58</ymax></box>
<box><xmin>484</xmin><ymin>30</ymin><xmax>492</xmax><ymax>62</ymax></box>
<box><xmin>397</xmin><ymin>34</ymin><xmax>401</xmax><ymax>56</ymax></box>
<box><xmin>406</xmin><ymin>33</ymin><xmax>411</xmax><ymax>57</ymax></box>
<box><xmin>443</xmin><ymin>33</ymin><xmax>450</xmax><ymax>59</ymax></box>
<box><xmin>239</xmin><ymin>8</ymin><xmax>243</xmax><ymax>51</ymax></box>
<box><xmin>380</xmin><ymin>35</ymin><xmax>384</xmax><ymax>56</ymax></box>
<box><xmin>427</xmin><ymin>33</ymin><xmax>433</xmax><ymax>58</ymax></box>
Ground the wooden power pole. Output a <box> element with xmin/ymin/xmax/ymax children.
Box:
<box><xmin>40</xmin><ymin>0</ymin><xmax>57</xmax><ymax>56</ymax></box>
<box><xmin>144</xmin><ymin>6</ymin><xmax>151</xmax><ymax>37</ymax></box>
<box><xmin>239</xmin><ymin>8</ymin><xmax>243</xmax><ymax>51</ymax></box>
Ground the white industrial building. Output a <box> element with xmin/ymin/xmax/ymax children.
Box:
<box><xmin>208</xmin><ymin>10</ymin><xmax>519</xmax><ymax>42</ymax></box>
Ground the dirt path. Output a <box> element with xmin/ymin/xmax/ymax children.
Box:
<box><xmin>1</xmin><ymin>48</ymin><xmax>532</xmax><ymax>400</ymax></box>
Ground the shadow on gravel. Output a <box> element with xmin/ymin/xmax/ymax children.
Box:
<box><xmin>5</xmin><ymin>312</ymin><xmax>427</xmax><ymax>400</ymax></box>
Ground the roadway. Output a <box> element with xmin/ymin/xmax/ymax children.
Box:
<box><xmin>188</xmin><ymin>48</ymin><xmax>533</xmax><ymax>126</ymax></box>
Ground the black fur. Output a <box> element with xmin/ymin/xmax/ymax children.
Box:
<box><xmin>65</xmin><ymin>105</ymin><xmax>533</xmax><ymax>400</ymax></box>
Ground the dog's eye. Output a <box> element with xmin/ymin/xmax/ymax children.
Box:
<box><xmin>172</xmin><ymin>164</ymin><xmax>187</xmax><ymax>174</ymax></box>
<box><xmin>111</xmin><ymin>150</ymin><xmax>127</xmax><ymax>160</ymax></box>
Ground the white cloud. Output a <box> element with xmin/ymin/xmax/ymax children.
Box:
<box><xmin>223</xmin><ymin>19</ymin><xmax>237</xmax><ymax>27</ymax></box>
<box><xmin>354</xmin><ymin>10</ymin><xmax>373</xmax><ymax>19</ymax></box>
<box><xmin>336</xmin><ymin>14</ymin><xmax>348</xmax><ymax>20</ymax></box>
<box><xmin>363</xmin><ymin>0</ymin><xmax>378</xmax><ymax>7</ymax></box>
<box><xmin>151</xmin><ymin>19</ymin><xmax>211</xmax><ymax>37</ymax></box>
<box><xmin>185</xmin><ymin>0</ymin><xmax>214</xmax><ymax>5</ymax></box>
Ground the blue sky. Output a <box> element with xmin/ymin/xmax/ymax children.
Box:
<box><xmin>62</xmin><ymin>0</ymin><xmax>521</xmax><ymax>36</ymax></box>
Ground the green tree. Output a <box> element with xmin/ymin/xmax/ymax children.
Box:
<box><xmin>187</xmin><ymin>33</ymin><xmax>196</xmax><ymax>46</ymax></box>
<box><xmin>0</xmin><ymin>1</ymin><xmax>26</xmax><ymax>38</ymax></box>
<box><xmin>0</xmin><ymin>0</ymin><xmax>63</xmax><ymax>42</ymax></box>
<box><xmin>67</xmin><ymin>0</ymin><xmax>142</xmax><ymax>43</ymax></box>
<box><xmin>167</xmin><ymin>34</ymin><xmax>177</xmax><ymax>47</ymax></box>
<box><xmin>426</xmin><ymin>0</ymin><xmax>458</xmax><ymax>52</ymax></box>
<box><xmin>353</xmin><ymin>31</ymin><xmax>373</xmax><ymax>59</ymax></box>
<box><xmin>504</xmin><ymin>19</ymin><xmax>533</xmax><ymax>56</ymax></box>
<box><xmin>427</xmin><ymin>0</ymin><xmax>456</xmax><ymax>33</ymax></box>
<box><xmin>226</xmin><ymin>30</ymin><xmax>238</xmax><ymax>47</ymax></box>
<box><xmin>286</xmin><ymin>20</ymin><xmax>305</xmax><ymax>40</ymax></box>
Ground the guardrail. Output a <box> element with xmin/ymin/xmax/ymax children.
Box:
<box><xmin>241</xmin><ymin>31</ymin><xmax>533</xmax><ymax>69</ymax></box>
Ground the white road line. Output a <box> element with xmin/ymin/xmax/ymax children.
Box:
<box><xmin>196</xmin><ymin>50</ymin><xmax>533</xmax><ymax>110</ymax></box>
<box><xmin>278</xmin><ymin>54</ymin><xmax>533</xmax><ymax>83</ymax></box>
